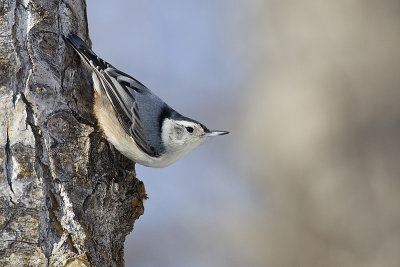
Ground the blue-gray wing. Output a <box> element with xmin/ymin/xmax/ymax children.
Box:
<box><xmin>65</xmin><ymin>34</ymin><xmax>157</xmax><ymax>157</ymax></box>
<box><xmin>100</xmin><ymin>67</ymin><xmax>158</xmax><ymax>157</ymax></box>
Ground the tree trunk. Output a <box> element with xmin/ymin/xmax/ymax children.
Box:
<box><xmin>0</xmin><ymin>1</ymin><xmax>145</xmax><ymax>266</ymax></box>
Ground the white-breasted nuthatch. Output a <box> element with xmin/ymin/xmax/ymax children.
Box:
<box><xmin>65</xmin><ymin>34</ymin><xmax>228</xmax><ymax>168</ymax></box>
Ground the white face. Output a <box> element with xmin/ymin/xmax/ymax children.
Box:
<box><xmin>161</xmin><ymin>119</ymin><xmax>208</xmax><ymax>155</ymax></box>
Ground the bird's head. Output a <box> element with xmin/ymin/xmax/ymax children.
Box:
<box><xmin>161</xmin><ymin>117</ymin><xmax>228</xmax><ymax>160</ymax></box>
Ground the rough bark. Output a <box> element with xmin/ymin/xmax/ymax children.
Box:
<box><xmin>0</xmin><ymin>1</ymin><xmax>145</xmax><ymax>266</ymax></box>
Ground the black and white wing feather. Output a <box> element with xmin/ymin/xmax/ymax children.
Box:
<box><xmin>65</xmin><ymin>34</ymin><xmax>158</xmax><ymax>157</ymax></box>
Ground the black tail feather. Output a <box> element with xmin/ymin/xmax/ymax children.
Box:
<box><xmin>64</xmin><ymin>34</ymin><xmax>108</xmax><ymax>70</ymax></box>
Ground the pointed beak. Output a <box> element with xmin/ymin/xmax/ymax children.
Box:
<box><xmin>205</xmin><ymin>130</ymin><xmax>230</xmax><ymax>137</ymax></box>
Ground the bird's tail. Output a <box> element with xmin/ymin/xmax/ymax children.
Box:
<box><xmin>64</xmin><ymin>34</ymin><xmax>108</xmax><ymax>70</ymax></box>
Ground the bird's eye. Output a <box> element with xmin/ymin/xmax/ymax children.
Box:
<box><xmin>185</xmin><ymin>126</ymin><xmax>194</xmax><ymax>133</ymax></box>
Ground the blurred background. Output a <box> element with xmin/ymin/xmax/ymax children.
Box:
<box><xmin>86</xmin><ymin>1</ymin><xmax>400</xmax><ymax>266</ymax></box>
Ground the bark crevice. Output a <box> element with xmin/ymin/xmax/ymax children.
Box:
<box><xmin>4</xmin><ymin>129</ymin><xmax>13</xmax><ymax>194</ymax></box>
<box><xmin>20</xmin><ymin>92</ymin><xmax>59</xmax><ymax>263</ymax></box>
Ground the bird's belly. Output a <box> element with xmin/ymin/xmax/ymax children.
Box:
<box><xmin>93</xmin><ymin>88</ymin><xmax>172</xmax><ymax>168</ymax></box>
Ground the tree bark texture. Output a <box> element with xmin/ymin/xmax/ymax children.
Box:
<box><xmin>0</xmin><ymin>1</ymin><xmax>145</xmax><ymax>266</ymax></box>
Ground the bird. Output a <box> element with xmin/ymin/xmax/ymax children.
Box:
<box><xmin>64</xmin><ymin>34</ymin><xmax>229</xmax><ymax>168</ymax></box>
